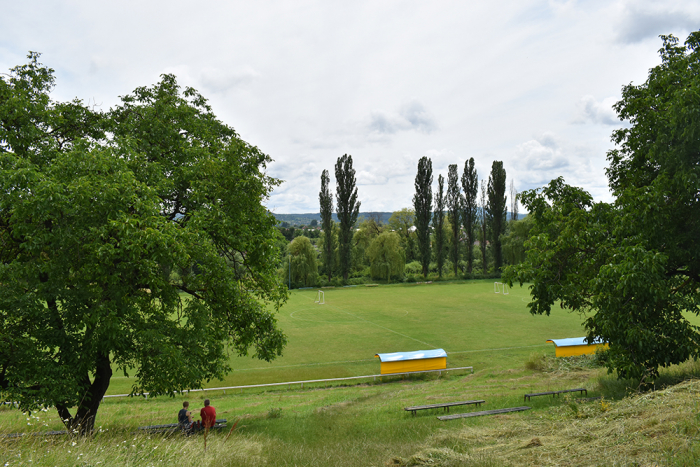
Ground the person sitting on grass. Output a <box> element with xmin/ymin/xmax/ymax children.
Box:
<box><xmin>178</xmin><ymin>401</ymin><xmax>194</xmax><ymax>431</ymax></box>
<box><xmin>200</xmin><ymin>399</ymin><xmax>217</xmax><ymax>429</ymax></box>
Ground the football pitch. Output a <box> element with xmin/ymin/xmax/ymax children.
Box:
<box><xmin>108</xmin><ymin>280</ymin><xmax>590</xmax><ymax>394</ymax></box>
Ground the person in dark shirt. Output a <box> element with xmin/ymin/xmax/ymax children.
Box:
<box><xmin>200</xmin><ymin>399</ymin><xmax>217</xmax><ymax>429</ymax></box>
<box><xmin>178</xmin><ymin>401</ymin><xmax>194</xmax><ymax>431</ymax></box>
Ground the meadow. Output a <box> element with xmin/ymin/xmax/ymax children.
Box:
<box><xmin>2</xmin><ymin>280</ymin><xmax>700</xmax><ymax>466</ymax></box>
<box><xmin>107</xmin><ymin>280</ymin><xmax>590</xmax><ymax>393</ymax></box>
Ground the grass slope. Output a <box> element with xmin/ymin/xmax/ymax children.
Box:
<box><xmin>3</xmin><ymin>281</ymin><xmax>700</xmax><ymax>466</ymax></box>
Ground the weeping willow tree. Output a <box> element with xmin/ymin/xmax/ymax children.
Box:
<box><xmin>288</xmin><ymin>236</ymin><xmax>318</xmax><ymax>286</ymax></box>
<box><xmin>367</xmin><ymin>232</ymin><xmax>405</xmax><ymax>281</ymax></box>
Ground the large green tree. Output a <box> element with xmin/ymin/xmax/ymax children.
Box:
<box><xmin>501</xmin><ymin>215</ymin><xmax>533</xmax><ymax>266</ymax></box>
<box><xmin>486</xmin><ymin>161</ymin><xmax>507</xmax><ymax>272</ymax></box>
<box><xmin>352</xmin><ymin>217</ymin><xmax>382</xmax><ymax>272</ymax></box>
<box><xmin>335</xmin><ymin>154</ymin><xmax>360</xmax><ymax>281</ymax></box>
<box><xmin>319</xmin><ymin>169</ymin><xmax>334</xmax><ymax>281</ymax></box>
<box><xmin>505</xmin><ymin>32</ymin><xmax>700</xmax><ymax>382</ymax></box>
<box><xmin>413</xmin><ymin>157</ymin><xmax>433</xmax><ymax>277</ymax></box>
<box><xmin>0</xmin><ymin>55</ymin><xmax>287</xmax><ymax>433</ymax></box>
<box><xmin>446</xmin><ymin>164</ymin><xmax>462</xmax><ymax>275</ymax></box>
<box><xmin>366</xmin><ymin>231</ymin><xmax>405</xmax><ymax>281</ymax></box>
<box><xmin>388</xmin><ymin>208</ymin><xmax>416</xmax><ymax>262</ymax></box>
<box><xmin>287</xmin><ymin>236</ymin><xmax>318</xmax><ymax>287</ymax></box>
<box><xmin>433</xmin><ymin>174</ymin><xmax>446</xmax><ymax>278</ymax></box>
<box><xmin>461</xmin><ymin>158</ymin><xmax>478</xmax><ymax>273</ymax></box>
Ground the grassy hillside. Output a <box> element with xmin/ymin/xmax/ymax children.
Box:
<box><xmin>2</xmin><ymin>281</ymin><xmax>699</xmax><ymax>466</ymax></box>
<box><xmin>2</xmin><ymin>354</ymin><xmax>699</xmax><ymax>466</ymax></box>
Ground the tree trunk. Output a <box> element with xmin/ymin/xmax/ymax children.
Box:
<box><xmin>57</xmin><ymin>352</ymin><xmax>112</xmax><ymax>436</ymax></box>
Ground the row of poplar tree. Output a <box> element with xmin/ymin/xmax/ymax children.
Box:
<box><xmin>412</xmin><ymin>156</ymin><xmax>517</xmax><ymax>278</ymax></box>
<box><xmin>280</xmin><ymin>154</ymin><xmax>522</xmax><ymax>287</ymax></box>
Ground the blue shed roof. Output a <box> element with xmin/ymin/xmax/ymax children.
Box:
<box><xmin>546</xmin><ymin>337</ymin><xmax>605</xmax><ymax>347</ymax></box>
<box><xmin>375</xmin><ymin>349</ymin><xmax>447</xmax><ymax>362</ymax></box>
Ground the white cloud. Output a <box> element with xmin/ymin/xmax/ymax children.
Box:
<box><xmin>511</xmin><ymin>133</ymin><xmax>605</xmax><ymax>191</ymax></box>
<box><xmin>575</xmin><ymin>95</ymin><xmax>620</xmax><ymax>125</ymax></box>
<box><xmin>366</xmin><ymin>100</ymin><xmax>437</xmax><ymax>136</ymax></box>
<box><xmin>1</xmin><ymin>0</ymin><xmax>680</xmax><ymax>212</ymax></box>
<box><xmin>199</xmin><ymin>67</ymin><xmax>261</xmax><ymax>94</ymax></box>
<box><xmin>615</xmin><ymin>1</ymin><xmax>700</xmax><ymax>43</ymax></box>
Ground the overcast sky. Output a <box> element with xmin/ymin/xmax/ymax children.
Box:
<box><xmin>2</xmin><ymin>1</ymin><xmax>698</xmax><ymax>213</ymax></box>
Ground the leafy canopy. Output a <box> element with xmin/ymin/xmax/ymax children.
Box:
<box><xmin>505</xmin><ymin>32</ymin><xmax>700</xmax><ymax>381</ymax></box>
<box><xmin>0</xmin><ymin>54</ymin><xmax>287</xmax><ymax>432</ymax></box>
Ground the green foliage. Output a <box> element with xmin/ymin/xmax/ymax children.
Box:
<box><xmin>287</xmin><ymin>236</ymin><xmax>318</xmax><ymax>287</ymax></box>
<box><xmin>352</xmin><ymin>217</ymin><xmax>382</xmax><ymax>272</ymax></box>
<box><xmin>433</xmin><ymin>174</ymin><xmax>446</xmax><ymax>278</ymax></box>
<box><xmin>446</xmin><ymin>164</ymin><xmax>461</xmax><ymax>276</ymax></box>
<box><xmin>335</xmin><ymin>155</ymin><xmax>361</xmax><ymax>281</ymax></box>
<box><xmin>501</xmin><ymin>215</ymin><xmax>533</xmax><ymax>265</ymax></box>
<box><xmin>319</xmin><ymin>169</ymin><xmax>334</xmax><ymax>281</ymax></box>
<box><xmin>461</xmin><ymin>157</ymin><xmax>479</xmax><ymax>273</ymax></box>
<box><xmin>366</xmin><ymin>232</ymin><xmax>405</xmax><ymax>281</ymax></box>
<box><xmin>486</xmin><ymin>161</ymin><xmax>507</xmax><ymax>271</ymax></box>
<box><xmin>504</xmin><ymin>30</ymin><xmax>700</xmax><ymax>383</ymax></box>
<box><xmin>388</xmin><ymin>208</ymin><xmax>416</xmax><ymax>262</ymax></box>
<box><xmin>478</xmin><ymin>180</ymin><xmax>489</xmax><ymax>274</ymax></box>
<box><xmin>412</xmin><ymin>156</ymin><xmax>433</xmax><ymax>277</ymax></box>
<box><xmin>318</xmin><ymin>221</ymin><xmax>339</xmax><ymax>279</ymax></box>
<box><xmin>404</xmin><ymin>261</ymin><xmax>423</xmax><ymax>275</ymax></box>
<box><xmin>0</xmin><ymin>54</ymin><xmax>287</xmax><ymax>432</ymax></box>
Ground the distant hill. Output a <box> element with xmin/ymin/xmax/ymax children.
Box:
<box><xmin>272</xmin><ymin>211</ymin><xmax>526</xmax><ymax>226</ymax></box>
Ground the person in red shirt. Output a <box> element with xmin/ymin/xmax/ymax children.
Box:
<box><xmin>200</xmin><ymin>399</ymin><xmax>217</xmax><ymax>429</ymax></box>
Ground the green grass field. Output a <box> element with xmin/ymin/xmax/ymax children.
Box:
<box><xmin>107</xmin><ymin>280</ymin><xmax>589</xmax><ymax>394</ymax></box>
<box><xmin>3</xmin><ymin>280</ymin><xmax>700</xmax><ymax>466</ymax></box>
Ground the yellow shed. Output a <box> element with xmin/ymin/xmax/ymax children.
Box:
<box><xmin>375</xmin><ymin>349</ymin><xmax>447</xmax><ymax>375</ymax></box>
<box><xmin>546</xmin><ymin>337</ymin><xmax>608</xmax><ymax>357</ymax></box>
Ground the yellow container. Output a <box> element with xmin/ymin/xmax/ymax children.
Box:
<box><xmin>375</xmin><ymin>349</ymin><xmax>448</xmax><ymax>375</ymax></box>
<box><xmin>546</xmin><ymin>338</ymin><xmax>608</xmax><ymax>357</ymax></box>
<box><xmin>379</xmin><ymin>357</ymin><xmax>447</xmax><ymax>375</ymax></box>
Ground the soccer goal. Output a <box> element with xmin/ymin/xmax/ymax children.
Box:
<box><xmin>314</xmin><ymin>290</ymin><xmax>325</xmax><ymax>304</ymax></box>
<box><xmin>494</xmin><ymin>282</ymin><xmax>509</xmax><ymax>295</ymax></box>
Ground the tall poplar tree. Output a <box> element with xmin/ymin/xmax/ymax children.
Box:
<box><xmin>487</xmin><ymin>161</ymin><xmax>507</xmax><ymax>272</ymax></box>
<box><xmin>412</xmin><ymin>156</ymin><xmax>433</xmax><ymax>277</ymax></box>
<box><xmin>433</xmin><ymin>174</ymin><xmax>446</xmax><ymax>278</ymax></box>
<box><xmin>509</xmin><ymin>179</ymin><xmax>519</xmax><ymax>221</ymax></box>
<box><xmin>319</xmin><ymin>169</ymin><xmax>334</xmax><ymax>281</ymax></box>
<box><xmin>461</xmin><ymin>158</ymin><xmax>478</xmax><ymax>273</ymax></box>
<box><xmin>479</xmin><ymin>179</ymin><xmax>488</xmax><ymax>274</ymax></box>
<box><xmin>335</xmin><ymin>154</ymin><xmax>360</xmax><ymax>281</ymax></box>
<box><xmin>446</xmin><ymin>164</ymin><xmax>462</xmax><ymax>275</ymax></box>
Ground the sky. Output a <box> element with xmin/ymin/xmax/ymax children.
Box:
<box><xmin>2</xmin><ymin>0</ymin><xmax>699</xmax><ymax>214</ymax></box>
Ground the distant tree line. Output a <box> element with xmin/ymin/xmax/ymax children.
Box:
<box><xmin>277</xmin><ymin>153</ymin><xmax>530</xmax><ymax>288</ymax></box>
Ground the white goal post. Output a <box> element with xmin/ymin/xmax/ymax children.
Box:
<box><xmin>314</xmin><ymin>290</ymin><xmax>325</xmax><ymax>304</ymax></box>
<box><xmin>494</xmin><ymin>282</ymin><xmax>509</xmax><ymax>295</ymax></box>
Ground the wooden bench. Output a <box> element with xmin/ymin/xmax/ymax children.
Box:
<box><xmin>137</xmin><ymin>419</ymin><xmax>227</xmax><ymax>434</ymax></box>
<box><xmin>524</xmin><ymin>388</ymin><xmax>587</xmax><ymax>401</ymax></box>
<box><xmin>404</xmin><ymin>400</ymin><xmax>485</xmax><ymax>415</ymax></box>
<box><xmin>438</xmin><ymin>406</ymin><xmax>530</xmax><ymax>420</ymax></box>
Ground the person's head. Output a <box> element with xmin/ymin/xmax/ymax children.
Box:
<box><xmin>183</xmin><ymin>401</ymin><xmax>189</xmax><ymax>409</ymax></box>
<box><xmin>204</xmin><ymin>399</ymin><xmax>210</xmax><ymax>406</ymax></box>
